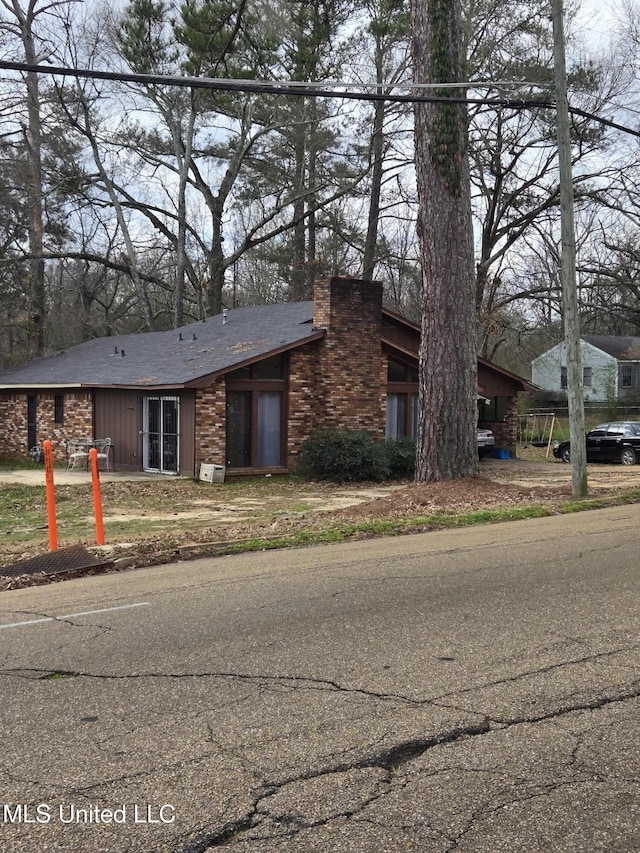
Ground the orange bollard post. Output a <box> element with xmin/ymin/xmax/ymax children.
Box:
<box><xmin>89</xmin><ymin>448</ymin><xmax>105</xmax><ymax>546</ymax></box>
<box><xmin>43</xmin><ymin>439</ymin><xmax>58</xmax><ymax>551</ymax></box>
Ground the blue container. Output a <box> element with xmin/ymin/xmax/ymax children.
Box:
<box><xmin>492</xmin><ymin>448</ymin><xmax>510</xmax><ymax>459</ymax></box>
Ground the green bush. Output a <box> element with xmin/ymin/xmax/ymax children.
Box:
<box><xmin>384</xmin><ymin>437</ymin><xmax>416</xmax><ymax>479</ymax></box>
<box><xmin>298</xmin><ymin>429</ymin><xmax>391</xmax><ymax>483</ymax></box>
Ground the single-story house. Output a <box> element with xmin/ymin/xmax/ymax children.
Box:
<box><xmin>532</xmin><ymin>335</ymin><xmax>640</xmax><ymax>403</ymax></box>
<box><xmin>0</xmin><ymin>277</ymin><xmax>531</xmax><ymax>475</ymax></box>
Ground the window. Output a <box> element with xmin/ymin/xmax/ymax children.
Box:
<box><xmin>225</xmin><ymin>355</ymin><xmax>287</xmax><ymax>468</ymax></box>
<box><xmin>387</xmin><ymin>358</ymin><xmax>418</xmax><ymax>383</ymax></box>
<box><xmin>607</xmin><ymin>424</ymin><xmax>625</xmax><ymax>436</ymax></box>
<box><xmin>54</xmin><ymin>394</ymin><xmax>64</xmax><ymax>424</ymax></box>
<box><xmin>27</xmin><ymin>395</ymin><xmax>37</xmax><ymax>452</ymax></box>
<box><xmin>386</xmin><ymin>393</ymin><xmax>418</xmax><ymax>439</ymax></box>
<box><xmin>621</xmin><ymin>365</ymin><xmax>634</xmax><ymax>388</ymax></box>
<box><xmin>562</xmin><ymin>367</ymin><xmax>592</xmax><ymax>388</ymax></box>
<box><xmin>257</xmin><ymin>391</ymin><xmax>282</xmax><ymax>466</ymax></box>
<box><xmin>227</xmin><ymin>354</ymin><xmax>284</xmax><ymax>383</ymax></box>
<box><xmin>481</xmin><ymin>396</ymin><xmax>509</xmax><ymax>422</ymax></box>
<box><xmin>386</xmin><ymin>357</ymin><xmax>418</xmax><ymax>439</ymax></box>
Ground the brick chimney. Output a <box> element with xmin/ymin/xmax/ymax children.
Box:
<box><xmin>313</xmin><ymin>276</ymin><xmax>385</xmax><ymax>436</ymax></box>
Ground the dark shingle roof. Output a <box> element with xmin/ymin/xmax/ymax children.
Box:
<box><xmin>0</xmin><ymin>302</ymin><xmax>321</xmax><ymax>389</ymax></box>
<box><xmin>583</xmin><ymin>335</ymin><xmax>640</xmax><ymax>361</ymax></box>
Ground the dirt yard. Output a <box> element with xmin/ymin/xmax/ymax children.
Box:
<box><xmin>1</xmin><ymin>456</ymin><xmax>639</xmax><ymax>588</ymax></box>
<box><xmin>325</xmin><ymin>457</ymin><xmax>640</xmax><ymax>520</ymax></box>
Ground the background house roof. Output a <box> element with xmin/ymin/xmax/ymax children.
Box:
<box><xmin>583</xmin><ymin>335</ymin><xmax>640</xmax><ymax>361</ymax></box>
<box><xmin>0</xmin><ymin>302</ymin><xmax>322</xmax><ymax>389</ymax></box>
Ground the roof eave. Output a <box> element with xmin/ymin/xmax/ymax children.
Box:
<box><xmin>184</xmin><ymin>330</ymin><xmax>326</xmax><ymax>387</ymax></box>
<box><xmin>478</xmin><ymin>356</ymin><xmax>535</xmax><ymax>391</ymax></box>
<box><xmin>0</xmin><ymin>383</ymin><xmax>85</xmax><ymax>391</ymax></box>
<box><xmin>381</xmin><ymin>337</ymin><xmax>418</xmax><ymax>361</ymax></box>
<box><xmin>382</xmin><ymin>306</ymin><xmax>420</xmax><ymax>332</ymax></box>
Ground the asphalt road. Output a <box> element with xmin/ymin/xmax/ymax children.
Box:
<box><xmin>1</xmin><ymin>506</ymin><xmax>639</xmax><ymax>852</ymax></box>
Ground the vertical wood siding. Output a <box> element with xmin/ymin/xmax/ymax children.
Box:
<box><xmin>94</xmin><ymin>390</ymin><xmax>195</xmax><ymax>474</ymax></box>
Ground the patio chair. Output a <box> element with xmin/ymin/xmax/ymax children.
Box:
<box><xmin>67</xmin><ymin>438</ymin><xmax>90</xmax><ymax>469</ymax></box>
<box><xmin>94</xmin><ymin>437</ymin><xmax>112</xmax><ymax>471</ymax></box>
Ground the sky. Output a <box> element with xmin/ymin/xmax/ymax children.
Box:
<box><xmin>573</xmin><ymin>0</ymin><xmax>621</xmax><ymax>50</ymax></box>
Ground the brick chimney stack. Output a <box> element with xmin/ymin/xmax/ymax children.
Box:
<box><xmin>313</xmin><ymin>276</ymin><xmax>385</xmax><ymax>436</ymax></box>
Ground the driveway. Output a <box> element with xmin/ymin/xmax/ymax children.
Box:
<box><xmin>482</xmin><ymin>456</ymin><xmax>640</xmax><ymax>491</ymax></box>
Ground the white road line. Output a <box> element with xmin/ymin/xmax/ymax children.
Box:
<box><xmin>0</xmin><ymin>602</ymin><xmax>151</xmax><ymax>630</ymax></box>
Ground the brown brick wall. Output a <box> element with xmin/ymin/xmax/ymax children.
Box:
<box><xmin>480</xmin><ymin>396</ymin><xmax>519</xmax><ymax>455</ymax></box>
<box><xmin>0</xmin><ymin>392</ymin><xmax>93</xmax><ymax>461</ymax></box>
<box><xmin>287</xmin><ymin>342</ymin><xmax>322</xmax><ymax>467</ymax></box>
<box><xmin>195</xmin><ymin>357</ymin><xmax>320</xmax><ymax>474</ymax></box>
<box><xmin>201</xmin><ymin>279</ymin><xmax>389</xmax><ymax>473</ymax></box>
<box><xmin>0</xmin><ymin>394</ymin><xmax>26</xmax><ymax>457</ymax></box>
<box><xmin>194</xmin><ymin>379</ymin><xmax>227</xmax><ymax>471</ymax></box>
<box><xmin>313</xmin><ymin>277</ymin><xmax>386</xmax><ymax>439</ymax></box>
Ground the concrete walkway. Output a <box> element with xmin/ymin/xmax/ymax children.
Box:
<box><xmin>0</xmin><ymin>468</ymin><xmax>167</xmax><ymax>486</ymax></box>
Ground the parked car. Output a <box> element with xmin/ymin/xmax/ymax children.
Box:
<box><xmin>477</xmin><ymin>428</ymin><xmax>495</xmax><ymax>459</ymax></box>
<box><xmin>553</xmin><ymin>421</ymin><xmax>640</xmax><ymax>465</ymax></box>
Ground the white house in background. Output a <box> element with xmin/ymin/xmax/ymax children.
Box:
<box><xmin>532</xmin><ymin>335</ymin><xmax>640</xmax><ymax>402</ymax></box>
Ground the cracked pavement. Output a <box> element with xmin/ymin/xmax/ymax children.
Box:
<box><xmin>0</xmin><ymin>505</ymin><xmax>639</xmax><ymax>852</ymax></box>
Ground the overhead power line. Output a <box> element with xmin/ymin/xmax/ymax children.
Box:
<box><xmin>0</xmin><ymin>60</ymin><xmax>553</xmax><ymax>107</ymax></box>
<box><xmin>568</xmin><ymin>106</ymin><xmax>640</xmax><ymax>140</ymax></box>
<box><xmin>1</xmin><ymin>60</ymin><xmax>640</xmax><ymax>139</ymax></box>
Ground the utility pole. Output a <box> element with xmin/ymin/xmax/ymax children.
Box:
<box><xmin>551</xmin><ymin>0</ymin><xmax>587</xmax><ymax>497</ymax></box>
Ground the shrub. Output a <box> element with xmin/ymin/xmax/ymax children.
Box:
<box><xmin>298</xmin><ymin>429</ymin><xmax>391</xmax><ymax>483</ymax></box>
<box><xmin>384</xmin><ymin>437</ymin><xmax>416</xmax><ymax>479</ymax></box>
<box><xmin>521</xmin><ymin>389</ymin><xmax>567</xmax><ymax>411</ymax></box>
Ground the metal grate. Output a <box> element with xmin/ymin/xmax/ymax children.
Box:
<box><xmin>1</xmin><ymin>545</ymin><xmax>114</xmax><ymax>579</ymax></box>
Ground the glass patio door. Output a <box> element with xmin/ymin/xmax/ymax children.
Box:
<box><xmin>143</xmin><ymin>396</ymin><xmax>179</xmax><ymax>473</ymax></box>
<box><xmin>225</xmin><ymin>390</ymin><xmax>282</xmax><ymax>468</ymax></box>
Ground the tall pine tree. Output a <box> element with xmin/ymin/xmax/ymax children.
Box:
<box><xmin>411</xmin><ymin>0</ymin><xmax>478</xmax><ymax>481</ymax></box>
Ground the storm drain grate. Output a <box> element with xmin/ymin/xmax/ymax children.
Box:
<box><xmin>1</xmin><ymin>545</ymin><xmax>114</xmax><ymax>579</ymax></box>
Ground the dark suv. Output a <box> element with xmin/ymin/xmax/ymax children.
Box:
<box><xmin>553</xmin><ymin>421</ymin><xmax>640</xmax><ymax>465</ymax></box>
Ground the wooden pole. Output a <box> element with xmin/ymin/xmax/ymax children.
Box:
<box><xmin>89</xmin><ymin>448</ymin><xmax>105</xmax><ymax>546</ymax></box>
<box><xmin>551</xmin><ymin>0</ymin><xmax>588</xmax><ymax>497</ymax></box>
<box><xmin>42</xmin><ymin>439</ymin><xmax>58</xmax><ymax>550</ymax></box>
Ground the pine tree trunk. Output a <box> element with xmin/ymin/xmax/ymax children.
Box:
<box><xmin>411</xmin><ymin>0</ymin><xmax>478</xmax><ymax>481</ymax></box>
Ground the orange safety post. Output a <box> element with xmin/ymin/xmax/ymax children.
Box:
<box><xmin>89</xmin><ymin>448</ymin><xmax>105</xmax><ymax>546</ymax></box>
<box><xmin>43</xmin><ymin>439</ymin><xmax>58</xmax><ymax>551</ymax></box>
